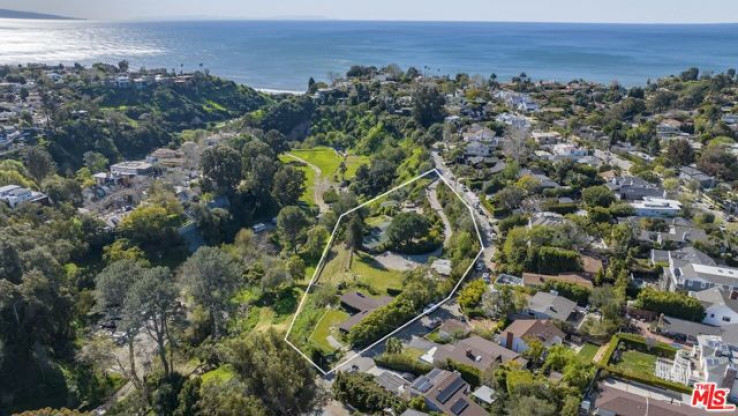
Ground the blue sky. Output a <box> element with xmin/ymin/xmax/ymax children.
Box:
<box><xmin>2</xmin><ymin>0</ymin><xmax>738</xmax><ymax>23</ymax></box>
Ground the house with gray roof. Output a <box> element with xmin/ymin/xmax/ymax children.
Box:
<box><xmin>433</xmin><ymin>335</ymin><xmax>525</xmax><ymax>372</ymax></box>
<box><xmin>607</xmin><ymin>176</ymin><xmax>665</xmax><ymax>201</ymax></box>
<box><xmin>525</xmin><ymin>291</ymin><xmax>578</xmax><ymax>322</ymax></box>
<box><xmin>680</xmin><ymin>166</ymin><xmax>716</xmax><ymax>189</ymax></box>
<box><xmin>409</xmin><ymin>369</ymin><xmax>487</xmax><ymax>416</ymax></box>
<box><xmin>693</xmin><ymin>287</ymin><xmax>738</xmax><ymax>327</ymax></box>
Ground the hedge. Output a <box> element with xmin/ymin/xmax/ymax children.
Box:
<box><xmin>597</xmin><ymin>333</ymin><xmax>691</xmax><ymax>395</ymax></box>
<box><xmin>374</xmin><ymin>353</ymin><xmax>433</xmax><ymax>376</ymax></box>
<box><xmin>443</xmin><ymin>359</ymin><xmax>482</xmax><ymax>387</ymax></box>
<box><xmin>634</xmin><ymin>288</ymin><xmax>706</xmax><ymax>322</ymax></box>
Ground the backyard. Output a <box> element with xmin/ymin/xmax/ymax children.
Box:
<box><xmin>612</xmin><ymin>350</ymin><xmax>658</xmax><ymax>375</ymax></box>
<box><xmin>577</xmin><ymin>343</ymin><xmax>600</xmax><ymax>364</ymax></box>
<box><xmin>309</xmin><ymin>308</ymin><xmax>350</xmax><ymax>353</ymax></box>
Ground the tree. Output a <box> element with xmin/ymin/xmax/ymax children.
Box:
<box><xmin>667</xmin><ymin>139</ymin><xmax>695</xmax><ymax>167</ymax></box>
<box><xmin>561</xmin><ymin>396</ymin><xmax>581</xmax><ymax>416</ymax></box>
<box><xmin>95</xmin><ymin>260</ymin><xmax>146</xmax><ymax>389</ymax></box>
<box><xmin>181</xmin><ymin>247</ymin><xmax>242</xmax><ymax>338</ymax></box>
<box><xmin>581</xmin><ymin>185</ymin><xmax>615</xmax><ymax>208</ymax></box>
<box><xmin>385</xmin><ymin>337</ymin><xmax>403</xmax><ymax>355</ymax></box>
<box><xmin>83</xmin><ymin>151</ymin><xmax>109</xmax><ymax>172</ymax></box>
<box><xmin>385</xmin><ymin>212</ymin><xmax>431</xmax><ymax>252</ymax></box>
<box><xmin>698</xmin><ymin>143</ymin><xmax>738</xmax><ymax>181</ymax></box>
<box><xmin>412</xmin><ymin>85</ymin><xmax>446</xmax><ymax>128</ymax></box>
<box><xmin>271</xmin><ymin>165</ymin><xmax>305</xmax><ymax>208</ymax></box>
<box><xmin>494</xmin><ymin>186</ymin><xmax>525</xmax><ymax>211</ymax></box>
<box><xmin>458</xmin><ymin>279</ymin><xmax>487</xmax><ymax>313</ymax></box>
<box><xmin>22</xmin><ymin>147</ymin><xmax>55</xmax><ymax>183</ymax></box>
<box><xmin>201</xmin><ymin>146</ymin><xmax>242</xmax><ymax>195</ymax></box>
<box><xmin>505</xmin><ymin>395</ymin><xmax>557</xmax><ymax>416</ymax></box>
<box><xmin>277</xmin><ymin>206</ymin><xmax>310</xmax><ymax>250</ymax></box>
<box><xmin>224</xmin><ymin>330</ymin><xmax>319</xmax><ymax>415</ymax></box>
<box><xmin>126</xmin><ymin>266</ymin><xmax>178</xmax><ymax>376</ymax></box>
<box><xmin>346</xmin><ymin>214</ymin><xmax>365</xmax><ymax>251</ymax></box>
<box><xmin>197</xmin><ymin>381</ymin><xmax>268</xmax><ymax>416</ymax></box>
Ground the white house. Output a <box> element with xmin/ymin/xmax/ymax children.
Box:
<box><xmin>693</xmin><ymin>288</ymin><xmax>738</xmax><ymax>326</ymax></box>
<box><xmin>552</xmin><ymin>143</ymin><xmax>588</xmax><ymax>159</ymax></box>
<box><xmin>630</xmin><ymin>197</ymin><xmax>681</xmax><ymax>217</ymax></box>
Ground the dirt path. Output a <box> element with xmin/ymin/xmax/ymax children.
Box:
<box><xmin>593</xmin><ymin>341</ymin><xmax>612</xmax><ymax>365</ymax></box>
<box><xmin>285</xmin><ymin>154</ymin><xmax>331</xmax><ymax>214</ymax></box>
<box><xmin>428</xmin><ymin>179</ymin><xmax>453</xmax><ymax>247</ymax></box>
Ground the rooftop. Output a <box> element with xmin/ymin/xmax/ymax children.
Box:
<box><xmin>527</xmin><ymin>291</ymin><xmax>578</xmax><ymax>322</ymax></box>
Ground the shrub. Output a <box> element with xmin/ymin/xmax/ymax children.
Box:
<box><xmin>634</xmin><ymin>288</ymin><xmax>706</xmax><ymax>322</ymax></box>
<box><xmin>374</xmin><ymin>353</ymin><xmax>433</xmax><ymax>375</ymax></box>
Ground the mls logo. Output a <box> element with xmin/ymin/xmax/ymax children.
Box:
<box><xmin>691</xmin><ymin>382</ymin><xmax>737</xmax><ymax>412</ymax></box>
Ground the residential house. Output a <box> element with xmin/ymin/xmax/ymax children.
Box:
<box><xmin>498</xmin><ymin>319</ymin><xmax>565</xmax><ymax>354</ymax></box>
<box><xmin>679</xmin><ymin>334</ymin><xmax>738</xmax><ymax>403</ymax></box>
<box><xmin>433</xmin><ymin>336</ymin><xmax>526</xmax><ymax>372</ymax></box>
<box><xmin>338</xmin><ymin>292</ymin><xmax>392</xmax><ymax>333</ymax></box>
<box><xmin>409</xmin><ymin>369</ymin><xmax>487</xmax><ymax>416</ymax></box>
<box><xmin>693</xmin><ymin>288</ymin><xmax>738</xmax><ymax>327</ymax></box>
<box><xmin>606</xmin><ymin>176</ymin><xmax>665</xmax><ymax>201</ymax></box>
<box><xmin>552</xmin><ymin>143</ymin><xmax>588</xmax><ymax>159</ymax></box>
<box><xmin>0</xmin><ymin>184</ymin><xmax>47</xmax><ymax>208</ymax></box>
<box><xmin>531</xmin><ymin>131</ymin><xmax>562</xmax><ymax>146</ymax></box>
<box><xmin>680</xmin><ymin>166</ymin><xmax>717</xmax><ymax>189</ymax></box>
<box><xmin>375</xmin><ymin>371</ymin><xmax>410</xmax><ymax>396</ymax></box>
<box><xmin>670</xmin><ymin>262</ymin><xmax>738</xmax><ymax>294</ymax></box>
<box><xmin>464</xmin><ymin>141</ymin><xmax>494</xmax><ymax>158</ymax></box>
<box><xmin>111</xmin><ymin>161</ymin><xmax>154</xmax><ymax>176</ymax></box>
<box><xmin>630</xmin><ymin>197</ymin><xmax>682</xmax><ymax>217</ymax></box>
<box><xmin>640</xmin><ymin>220</ymin><xmax>709</xmax><ymax>247</ymax></box>
<box><xmin>525</xmin><ymin>292</ymin><xmax>578</xmax><ymax>322</ymax></box>
<box><xmin>654</xmin><ymin>315</ymin><xmax>722</xmax><ymax>345</ymax></box>
<box><xmin>663</xmin><ymin>246</ymin><xmax>719</xmax><ymax>291</ymax></box>
<box><xmin>657</xmin><ymin>119</ymin><xmax>684</xmax><ymax>138</ymax></box>
<box><xmin>591</xmin><ymin>383</ymin><xmax>704</xmax><ymax>416</ymax></box>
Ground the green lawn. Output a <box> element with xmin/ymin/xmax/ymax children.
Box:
<box><xmin>309</xmin><ymin>308</ymin><xmax>349</xmax><ymax>353</ymax></box>
<box><xmin>612</xmin><ymin>350</ymin><xmax>657</xmax><ymax>375</ymax></box>
<box><xmin>319</xmin><ymin>245</ymin><xmax>405</xmax><ymax>295</ymax></box>
<box><xmin>290</xmin><ymin>147</ymin><xmax>342</xmax><ymax>177</ymax></box>
<box><xmin>344</xmin><ymin>154</ymin><xmax>371</xmax><ymax>178</ymax></box>
<box><xmin>352</xmin><ymin>252</ymin><xmax>405</xmax><ymax>294</ymax></box>
<box><xmin>577</xmin><ymin>343</ymin><xmax>600</xmax><ymax>364</ymax></box>
<box><xmin>289</xmin><ymin>147</ymin><xmax>369</xmax><ymax>180</ymax></box>
<box><xmin>202</xmin><ymin>365</ymin><xmax>235</xmax><ymax>385</ymax></box>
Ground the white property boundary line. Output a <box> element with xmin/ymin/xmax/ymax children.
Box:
<box><xmin>284</xmin><ymin>168</ymin><xmax>485</xmax><ymax>376</ymax></box>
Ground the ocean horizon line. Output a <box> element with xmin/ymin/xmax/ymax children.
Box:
<box><xmin>8</xmin><ymin>17</ymin><xmax>737</xmax><ymax>26</ymax></box>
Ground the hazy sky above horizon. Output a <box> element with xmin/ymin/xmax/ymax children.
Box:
<box><xmin>1</xmin><ymin>0</ymin><xmax>737</xmax><ymax>23</ymax></box>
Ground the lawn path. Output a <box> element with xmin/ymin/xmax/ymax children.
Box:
<box><xmin>428</xmin><ymin>179</ymin><xmax>453</xmax><ymax>247</ymax></box>
<box><xmin>285</xmin><ymin>153</ymin><xmax>331</xmax><ymax>214</ymax></box>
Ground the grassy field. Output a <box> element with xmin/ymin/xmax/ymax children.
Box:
<box><xmin>613</xmin><ymin>350</ymin><xmax>657</xmax><ymax>375</ymax></box>
<box><xmin>577</xmin><ymin>343</ymin><xmax>600</xmax><ymax>364</ymax></box>
<box><xmin>344</xmin><ymin>153</ymin><xmax>371</xmax><ymax>178</ymax></box>
<box><xmin>290</xmin><ymin>147</ymin><xmax>343</xmax><ymax>177</ymax></box>
<box><xmin>352</xmin><ymin>252</ymin><xmax>405</xmax><ymax>294</ymax></box>
<box><xmin>289</xmin><ymin>147</ymin><xmax>369</xmax><ymax>180</ymax></box>
<box><xmin>320</xmin><ymin>245</ymin><xmax>404</xmax><ymax>295</ymax></box>
<box><xmin>309</xmin><ymin>308</ymin><xmax>350</xmax><ymax>353</ymax></box>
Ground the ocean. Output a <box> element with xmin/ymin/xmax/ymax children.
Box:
<box><xmin>1</xmin><ymin>19</ymin><xmax>738</xmax><ymax>91</ymax></box>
